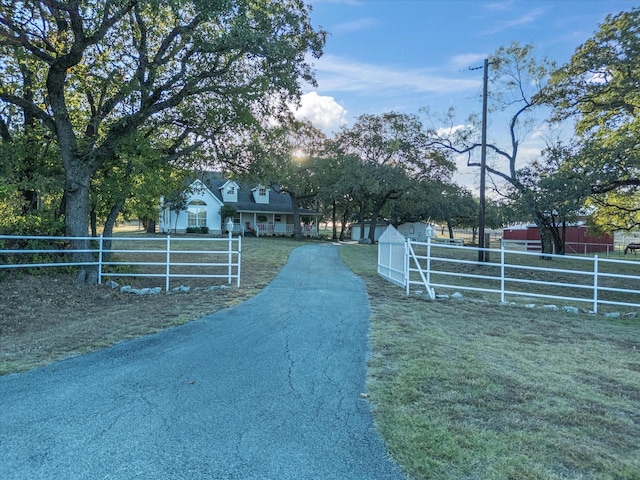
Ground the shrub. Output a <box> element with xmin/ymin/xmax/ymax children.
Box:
<box><xmin>0</xmin><ymin>213</ymin><xmax>64</xmax><ymax>236</ymax></box>
<box><xmin>186</xmin><ymin>226</ymin><xmax>209</xmax><ymax>234</ymax></box>
<box><xmin>0</xmin><ymin>236</ymin><xmax>73</xmax><ymax>271</ymax></box>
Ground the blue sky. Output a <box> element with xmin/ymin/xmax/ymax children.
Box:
<box><xmin>292</xmin><ymin>0</ymin><xmax>638</xmax><ymax>188</ymax></box>
<box><xmin>296</xmin><ymin>0</ymin><xmax>637</xmax><ymax>130</ymax></box>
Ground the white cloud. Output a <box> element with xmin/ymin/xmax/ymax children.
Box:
<box><xmin>484</xmin><ymin>1</ymin><xmax>515</xmax><ymax>12</ymax></box>
<box><xmin>436</xmin><ymin>124</ymin><xmax>475</xmax><ymax>137</ymax></box>
<box><xmin>314</xmin><ymin>54</ymin><xmax>479</xmax><ymax>95</ymax></box>
<box><xmin>333</xmin><ymin>17</ymin><xmax>378</xmax><ymax>34</ymax></box>
<box><xmin>480</xmin><ymin>7</ymin><xmax>547</xmax><ymax>35</ymax></box>
<box><xmin>449</xmin><ymin>53</ymin><xmax>488</xmax><ymax>69</ymax></box>
<box><xmin>293</xmin><ymin>92</ymin><xmax>347</xmax><ymax>130</ymax></box>
<box><xmin>586</xmin><ymin>71</ymin><xmax>609</xmax><ymax>84</ymax></box>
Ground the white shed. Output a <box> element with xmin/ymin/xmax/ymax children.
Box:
<box><xmin>350</xmin><ymin>223</ymin><xmax>389</xmax><ymax>242</ymax></box>
<box><xmin>396</xmin><ymin>222</ymin><xmax>433</xmax><ymax>241</ymax></box>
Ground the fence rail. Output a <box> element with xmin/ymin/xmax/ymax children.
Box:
<box><xmin>501</xmin><ymin>239</ymin><xmax>616</xmax><ymax>255</ymax></box>
<box><xmin>378</xmin><ymin>226</ymin><xmax>640</xmax><ymax>314</ymax></box>
<box><xmin>0</xmin><ymin>234</ymin><xmax>241</xmax><ymax>290</ymax></box>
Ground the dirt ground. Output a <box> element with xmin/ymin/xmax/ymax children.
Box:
<box><xmin>0</xmin><ymin>271</ymin><xmax>265</xmax><ymax>375</ymax></box>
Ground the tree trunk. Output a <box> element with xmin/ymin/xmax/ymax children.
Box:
<box><xmin>367</xmin><ymin>199</ymin><xmax>386</xmax><ymax>243</ymax></box>
<box><xmin>64</xmin><ymin>180</ymin><xmax>91</xmax><ymax>237</ymax></box>
<box><xmin>540</xmin><ymin>226</ymin><xmax>553</xmax><ymax>256</ymax></box>
<box><xmin>173</xmin><ymin>211</ymin><xmax>181</xmax><ymax>233</ymax></box>
<box><xmin>49</xmin><ymin>59</ymin><xmax>99</xmax><ymax>285</ymax></box>
<box><xmin>290</xmin><ymin>193</ymin><xmax>303</xmax><ymax>240</ymax></box>
<box><xmin>447</xmin><ymin>221</ymin><xmax>454</xmax><ymax>239</ymax></box>
<box><xmin>99</xmin><ymin>158</ymin><xmax>133</xmax><ymax>258</ymax></box>
<box><xmin>21</xmin><ymin>190</ymin><xmax>38</xmax><ymax>214</ymax></box>
<box><xmin>549</xmin><ymin>222</ymin><xmax>565</xmax><ymax>255</ymax></box>
<box><xmin>533</xmin><ymin>214</ymin><xmax>554</xmax><ymax>259</ymax></box>
<box><xmin>534</xmin><ymin>213</ymin><xmax>555</xmax><ymax>256</ymax></box>
<box><xmin>339</xmin><ymin>206</ymin><xmax>350</xmax><ymax>241</ymax></box>
<box><xmin>90</xmin><ymin>206</ymin><xmax>98</xmax><ymax>238</ymax></box>
<box><xmin>101</xmin><ymin>198</ymin><xmax>126</xmax><ymax>262</ymax></box>
<box><xmin>358</xmin><ymin>203</ymin><xmax>366</xmax><ymax>239</ymax></box>
<box><xmin>64</xmin><ymin>170</ymin><xmax>98</xmax><ymax>285</ymax></box>
<box><xmin>367</xmin><ymin>215</ymin><xmax>378</xmax><ymax>243</ymax></box>
<box><xmin>331</xmin><ymin>200</ymin><xmax>338</xmax><ymax>241</ymax></box>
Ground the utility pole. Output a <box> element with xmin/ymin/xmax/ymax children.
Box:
<box><xmin>478</xmin><ymin>58</ymin><xmax>489</xmax><ymax>262</ymax></box>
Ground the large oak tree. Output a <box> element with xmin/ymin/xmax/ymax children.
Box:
<box><xmin>0</xmin><ymin>0</ymin><xmax>324</xmax><ymax>284</ymax></box>
<box><xmin>542</xmin><ymin>7</ymin><xmax>640</xmax><ymax>231</ymax></box>
<box><xmin>335</xmin><ymin>112</ymin><xmax>454</xmax><ymax>243</ymax></box>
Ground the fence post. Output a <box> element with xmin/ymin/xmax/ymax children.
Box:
<box><xmin>228</xmin><ymin>224</ymin><xmax>233</xmax><ymax>285</ymax></box>
<box><xmin>500</xmin><ymin>242</ymin><xmax>505</xmax><ymax>303</ymax></box>
<box><xmin>404</xmin><ymin>239</ymin><xmax>410</xmax><ymax>295</ymax></box>
<box><xmin>166</xmin><ymin>235</ymin><xmax>171</xmax><ymax>292</ymax></box>
<box><xmin>236</xmin><ymin>236</ymin><xmax>242</xmax><ymax>287</ymax></box>
<box><xmin>593</xmin><ymin>255</ymin><xmax>599</xmax><ymax>314</ymax></box>
<box><xmin>98</xmin><ymin>234</ymin><xmax>104</xmax><ymax>285</ymax></box>
<box><xmin>426</xmin><ymin>236</ymin><xmax>432</xmax><ymax>288</ymax></box>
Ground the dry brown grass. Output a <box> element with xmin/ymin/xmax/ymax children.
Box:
<box><xmin>0</xmin><ymin>234</ymin><xmax>306</xmax><ymax>375</ymax></box>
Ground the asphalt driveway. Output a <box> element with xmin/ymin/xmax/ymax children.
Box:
<box><xmin>0</xmin><ymin>244</ymin><xmax>405</xmax><ymax>479</ymax></box>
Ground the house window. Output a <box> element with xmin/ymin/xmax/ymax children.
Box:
<box><xmin>188</xmin><ymin>200</ymin><xmax>207</xmax><ymax>227</ymax></box>
<box><xmin>258</xmin><ymin>187</ymin><xmax>266</xmax><ymax>196</ymax></box>
<box><xmin>274</xmin><ymin>214</ymin><xmax>281</xmax><ymax>222</ymax></box>
<box><xmin>227</xmin><ymin>186</ymin><xmax>235</xmax><ymax>195</ymax></box>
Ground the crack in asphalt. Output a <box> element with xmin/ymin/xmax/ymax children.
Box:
<box><xmin>1</xmin><ymin>244</ymin><xmax>406</xmax><ymax>480</ymax></box>
<box><xmin>284</xmin><ymin>334</ymin><xmax>299</xmax><ymax>398</ymax></box>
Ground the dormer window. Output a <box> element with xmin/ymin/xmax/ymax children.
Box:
<box><xmin>220</xmin><ymin>180</ymin><xmax>238</xmax><ymax>203</ymax></box>
<box><xmin>252</xmin><ymin>184</ymin><xmax>269</xmax><ymax>204</ymax></box>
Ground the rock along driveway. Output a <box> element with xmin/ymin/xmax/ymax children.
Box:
<box><xmin>0</xmin><ymin>244</ymin><xmax>406</xmax><ymax>480</ymax></box>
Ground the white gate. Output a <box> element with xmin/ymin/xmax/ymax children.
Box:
<box><xmin>377</xmin><ymin>225</ymin><xmax>406</xmax><ymax>287</ymax></box>
<box><xmin>378</xmin><ymin>225</ymin><xmax>435</xmax><ymax>299</ymax></box>
<box><xmin>406</xmin><ymin>239</ymin><xmax>436</xmax><ymax>299</ymax></box>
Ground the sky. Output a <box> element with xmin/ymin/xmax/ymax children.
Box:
<box><xmin>292</xmin><ymin>0</ymin><xmax>638</xmax><ymax>189</ymax></box>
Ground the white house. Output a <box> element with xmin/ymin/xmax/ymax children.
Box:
<box><xmin>159</xmin><ymin>173</ymin><xmax>320</xmax><ymax>236</ymax></box>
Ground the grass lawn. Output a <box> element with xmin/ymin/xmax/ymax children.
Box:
<box><xmin>339</xmin><ymin>243</ymin><xmax>640</xmax><ymax>480</ymax></box>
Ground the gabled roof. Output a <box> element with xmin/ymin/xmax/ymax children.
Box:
<box><xmin>196</xmin><ymin>172</ymin><xmax>318</xmax><ymax>215</ymax></box>
<box><xmin>186</xmin><ymin>178</ymin><xmax>223</xmax><ymax>205</ymax></box>
<box><xmin>218</xmin><ymin>179</ymin><xmax>238</xmax><ymax>190</ymax></box>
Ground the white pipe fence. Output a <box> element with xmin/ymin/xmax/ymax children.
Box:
<box><xmin>0</xmin><ymin>234</ymin><xmax>241</xmax><ymax>290</ymax></box>
<box><xmin>378</xmin><ymin>226</ymin><xmax>640</xmax><ymax>314</ymax></box>
<box><xmin>501</xmin><ymin>239</ymin><xmax>617</xmax><ymax>255</ymax></box>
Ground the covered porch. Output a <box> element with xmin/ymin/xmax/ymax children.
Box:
<box><xmin>232</xmin><ymin>211</ymin><xmax>319</xmax><ymax>237</ymax></box>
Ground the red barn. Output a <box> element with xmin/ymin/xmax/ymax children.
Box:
<box><xmin>502</xmin><ymin>224</ymin><xmax>613</xmax><ymax>254</ymax></box>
